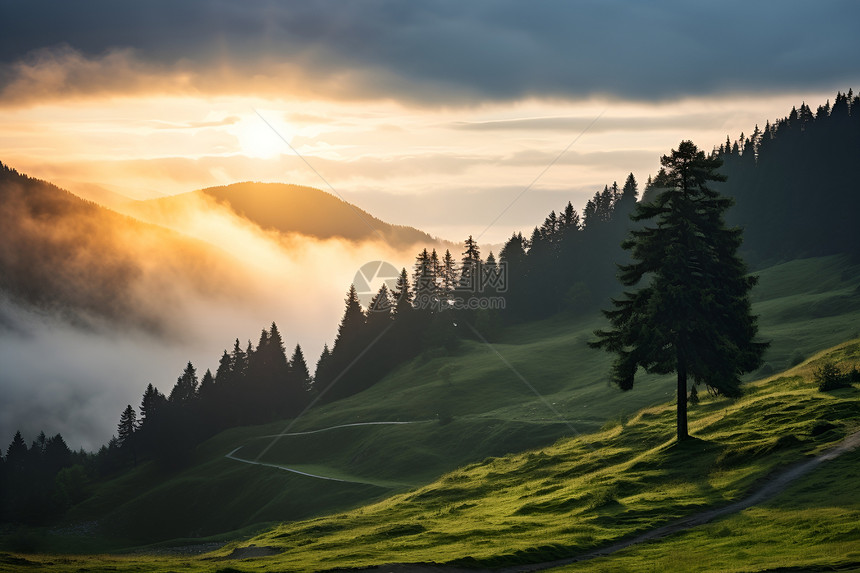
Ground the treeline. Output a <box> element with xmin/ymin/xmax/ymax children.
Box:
<box><xmin>314</xmin><ymin>175</ymin><xmax>649</xmax><ymax>402</ymax></box>
<box><xmin>497</xmin><ymin>173</ymin><xmax>639</xmax><ymax>321</ymax></box>
<box><xmin>716</xmin><ymin>89</ymin><xmax>860</xmax><ymax>265</ymax></box>
<box><xmin>113</xmin><ymin>323</ymin><xmax>313</xmax><ymax>469</ymax></box>
<box><xmin>0</xmin><ymin>431</ymin><xmax>99</xmax><ymax>524</ymax></box>
<box><xmin>315</xmin><ymin>235</ymin><xmax>503</xmax><ymax>401</ymax></box>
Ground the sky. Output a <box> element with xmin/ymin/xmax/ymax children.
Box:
<box><xmin>1</xmin><ymin>0</ymin><xmax>857</xmax><ymax>243</ymax></box>
<box><xmin>1</xmin><ymin>1</ymin><xmax>858</xmax><ymax>449</ymax></box>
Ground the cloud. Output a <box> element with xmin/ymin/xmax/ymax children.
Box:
<box><xmin>0</xmin><ymin>46</ymin><xmax>200</xmax><ymax>104</ymax></box>
<box><xmin>1</xmin><ymin>1</ymin><xmax>857</xmax><ymax>106</ymax></box>
<box><xmin>451</xmin><ymin>113</ymin><xmax>732</xmax><ymax>133</ymax></box>
<box><xmin>152</xmin><ymin>116</ymin><xmax>241</xmax><ymax>130</ymax></box>
<box><xmin>0</xmin><ymin>190</ymin><xmax>424</xmax><ymax>450</ymax></box>
<box><xmin>346</xmin><ymin>183</ymin><xmax>602</xmax><ymax>245</ymax></box>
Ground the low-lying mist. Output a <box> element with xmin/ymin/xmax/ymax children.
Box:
<box><xmin>1</xmin><ymin>190</ymin><xmax>424</xmax><ymax>451</ymax></box>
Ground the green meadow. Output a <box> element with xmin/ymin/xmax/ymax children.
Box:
<box><xmin>2</xmin><ymin>254</ymin><xmax>859</xmax><ymax>571</ymax></box>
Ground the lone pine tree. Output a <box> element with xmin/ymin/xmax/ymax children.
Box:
<box><xmin>590</xmin><ymin>140</ymin><xmax>767</xmax><ymax>441</ymax></box>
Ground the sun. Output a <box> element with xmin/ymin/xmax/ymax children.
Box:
<box><xmin>230</xmin><ymin>114</ymin><xmax>293</xmax><ymax>159</ymax></box>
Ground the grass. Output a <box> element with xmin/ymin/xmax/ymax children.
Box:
<box><xmin>556</xmin><ymin>443</ymin><xmax>860</xmax><ymax>572</ymax></box>
<box><xmin>2</xmin><ymin>254</ymin><xmax>859</xmax><ymax>560</ymax></box>
<box><xmin>5</xmin><ymin>339</ymin><xmax>858</xmax><ymax>572</ymax></box>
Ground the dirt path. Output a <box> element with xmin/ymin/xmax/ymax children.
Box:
<box><xmin>254</xmin><ymin>420</ymin><xmax>431</xmax><ymax>439</ymax></box>
<box><xmin>358</xmin><ymin>429</ymin><xmax>860</xmax><ymax>573</ymax></box>
<box><xmin>225</xmin><ymin>447</ymin><xmax>359</xmax><ymax>482</ymax></box>
<box><xmin>225</xmin><ymin>420</ymin><xmax>430</xmax><ymax>486</ymax></box>
<box><xmin>501</xmin><ymin>429</ymin><xmax>860</xmax><ymax>572</ymax></box>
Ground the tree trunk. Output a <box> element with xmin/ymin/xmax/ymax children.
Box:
<box><xmin>676</xmin><ymin>359</ymin><xmax>689</xmax><ymax>441</ymax></box>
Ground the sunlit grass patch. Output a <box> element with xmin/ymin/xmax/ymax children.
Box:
<box><xmin>557</xmin><ymin>448</ymin><xmax>860</xmax><ymax>573</ymax></box>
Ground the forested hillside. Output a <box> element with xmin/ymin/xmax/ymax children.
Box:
<box><xmin>718</xmin><ymin>90</ymin><xmax>860</xmax><ymax>265</ymax></box>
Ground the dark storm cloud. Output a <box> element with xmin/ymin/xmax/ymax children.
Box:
<box><xmin>1</xmin><ymin>0</ymin><xmax>858</xmax><ymax>103</ymax></box>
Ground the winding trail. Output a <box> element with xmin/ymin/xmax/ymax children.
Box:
<box><xmin>225</xmin><ymin>447</ymin><xmax>357</xmax><ymax>483</ymax></box>
<box><xmin>224</xmin><ymin>421</ymin><xmax>430</xmax><ymax>486</ymax></box>
<box><xmin>253</xmin><ymin>420</ymin><xmax>430</xmax><ymax>439</ymax></box>
<box><xmin>222</xmin><ymin>422</ymin><xmax>860</xmax><ymax>570</ymax></box>
<box><xmin>358</xmin><ymin>429</ymin><xmax>860</xmax><ymax>573</ymax></box>
<box><xmin>500</xmin><ymin>429</ymin><xmax>860</xmax><ymax>572</ymax></box>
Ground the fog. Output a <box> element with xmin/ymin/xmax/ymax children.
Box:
<box><xmin>0</xmin><ymin>192</ymin><xmax>424</xmax><ymax>451</ymax></box>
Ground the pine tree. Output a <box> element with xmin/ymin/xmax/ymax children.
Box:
<box><xmin>366</xmin><ymin>283</ymin><xmax>393</xmax><ymax>320</ymax></box>
<box><xmin>460</xmin><ymin>235</ymin><xmax>482</xmax><ymax>294</ymax></box>
<box><xmin>44</xmin><ymin>433</ymin><xmax>71</xmax><ymax>473</ymax></box>
<box><xmin>429</xmin><ymin>249</ymin><xmax>441</xmax><ymax>299</ymax></box>
<box><xmin>583</xmin><ymin>194</ymin><xmax>598</xmax><ymax>228</ymax></box>
<box><xmin>117</xmin><ymin>405</ymin><xmax>138</xmax><ymax>465</ymax></box>
<box><xmin>231</xmin><ymin>338</ymin><xmax>248</xmax><ymax>381</ymax></box>
<box><xmin>599</xmin><ymin>185</ymin><xmax>615</xmax><ymax>220</ymax></box>
<box><xmin>314</xmin><ymin>343</ymin><xmax>333</xmax><ymax>390</ymax></box>
<box><xmin>413</xmin><ymin>248</ymin><xmax>435</xmax><ymax>309</ymax></box>
<box><xmin>483</xmin><ymin>251</ymin><xmax>499</xmax><ymax>294</ymax></box>
<box><xmin>246</xmin><ymin>322</ymin><xmax>291</xmax><ymax>420</ymax></box>
<box><xmin>117</xmin><ymin>405</ymin><xmax>136</xmax><ymax>448</ymax></box>
<box><xmin>251</xmin><ymin>328</ymin><xmax>271</xmax><ymax>377</ymax></box>
<box><xmin>215</xmin><ymin>350</ymin><xmax>233</xmax><ymax>386</ymax></box>
<box><xmin>267</xmin><ymin>322</ymin><xmax>290</xmax><ymax>378</ymax></box>
<box><xmin>561</xmin><ymin>201</ymin><xmax>581</xmax><ymax>231</ymax></box>
<box><xmin>31</xmin><ymin>431</ymin><xmax>47</xmax><ymax>457</ymax></box>
<box><xmin>137</xmin><ymin>383</ymin><xmax>167</xmax><ymax>455</ymax></box>
<box><xmin>5</xmin><ymin>431</ymin><xmax>28</xmax><ymax>470</ymax></box>
<box><xmin>392</xmin><ymin>267</ymin><xmax>414</xmax><ymax>316</ymax></box>
<box><xmin>610</xmin><ymin>181</ymin><xmax>621</xmax><ymax>205</ymax></box>
<box><xmin>317</xmin><ymin>284</ymin><xmax>369</xmax><ymax>400</ymax></box>
<box><xmin>439</xmin><ymin>249</ymin><xmax>457</xmax><ymax>304</ymax></box>
<box><xmin>590</xmin><ymin>141</ymin><xmax>767</xmax><ymax>441</ymax></box>
<box><xmin>169</xmin><ymin>362</ymin><xmax>199</xmax><ymax>404</ymax></box>
<box><xmin>621</xmin><ymin>173</ymin><xmax>638</xmax><ymax>204</ymax></box>
<box><xmin>334</xmin><ymin>284</ymin><xmax>366</xmax><ymax>353</ymax></box>
<box><xmin>199</xmin><ymin>369</ymin><xmax>216</xmax><ymax>399</ymax></box>
<box><xmin>462</xmin><ymin>235</ymin><xmax>481</xmax><ymax>262</ymax></box>
<box><xmin>139</xmin><ymin>383</ymin><xmax>166</xmax><ymax>426</ymax></box>
<box><xmin>290</xmin><ymin>344</ymin><xmax>313</xmax><ymax>392</ymax></box>
<box><xmin>499</xmin><ymin>232</ymin><xmax>528</xmax><ymax>319</ymax></box>
<box><xmin>542</xmin><ymin>211</ymin><xmax>559</xmax><ymax>237</ymax></box>
<box><xmin>245</xmin><ymin>340</ymin><xmax>255</xmax><ymax>368</ymax></box>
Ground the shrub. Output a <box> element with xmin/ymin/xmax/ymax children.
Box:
<box><xmin>814</xmin><ymin>361</ymin><xmax>852</xmax><ymax>391</ymax></box>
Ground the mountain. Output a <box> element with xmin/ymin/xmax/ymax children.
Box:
<box><xmin>66</xmin><ymin>182</ymin><xmax>137</xmax><ymax>210</ymax></box>
<box><xmin>0</xmin><ymin>162</ymin><xmax>240</xmax><ymax>332</ymax></box>
<box><xmin>128</xmin><ymin>182</ymin><xmax>446</xmax><ymax>247</ymax></box>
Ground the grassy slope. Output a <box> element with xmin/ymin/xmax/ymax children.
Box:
<box><xmin>557</xmin><ymin>343</ymin><xmax>860</xmax><ymax>573</ymax></box>
<box><xmin>9</xmin><ymin>255</ymin><xmax>860</xmax><ymax>552</ymax></box>
<box><xmin>556</xmin><ymin>448</ymin><xmax>860</xmax><ymax>572</ymax></box>
<box><xmin>226</xmin><ymin>341</ymin><xmax>860</xmax><ymax>571</ymax></box>
<box><xmin>4</xmin><ymin>339</ymin><xmax>858</xmax><ymax>572</ymax></box>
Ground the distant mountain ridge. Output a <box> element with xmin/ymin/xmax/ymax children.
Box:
<box><xmin>0</xmin><ymin>162</ymin><xmax>240</xmax><ymax>332</ymax></box>
<box><xmin>134</xmin><ymin>182</ymin><xmax>444</xmax><ymax>247</ymax></box>
<box><xmin>0</xmin><ymin>167</ymin><xmax>454</xmax><ymax>333</ymax></box>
